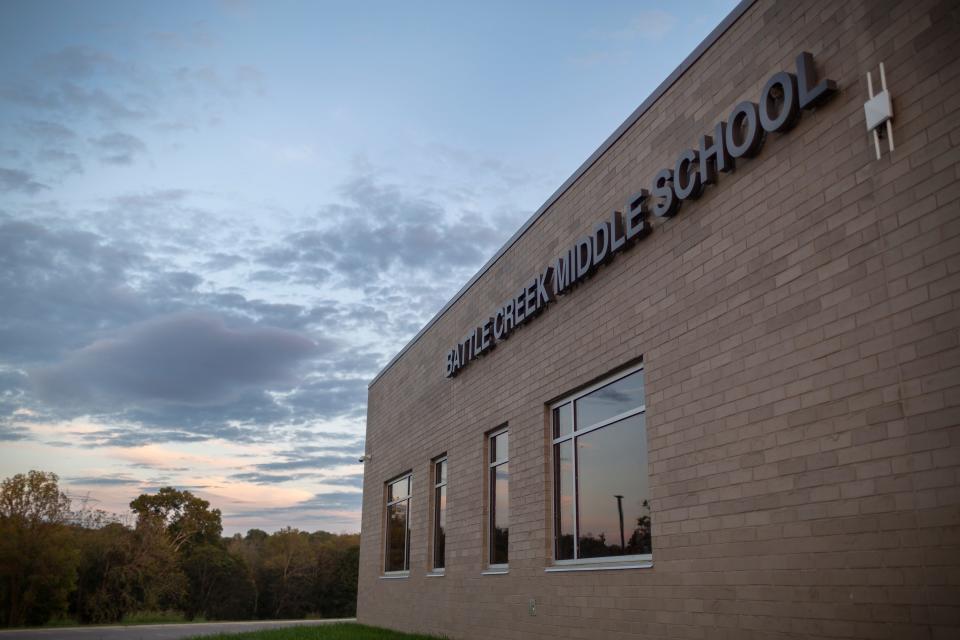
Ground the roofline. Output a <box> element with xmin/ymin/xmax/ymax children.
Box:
<box><xmin>369</xmin><ymin>0</ymin><xmax>757</xmax><ymax>388</ymax></box>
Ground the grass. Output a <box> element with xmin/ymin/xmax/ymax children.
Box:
<box><xmin>188</xmin><ymin>623</ymin><xmax>446</xmax><ymax>640</ymax></box>
<box><xmin>121</xmin><ymin>610</ymin><xmax>206</xmax><ymax>625</ymax></box>
<box><xmin>36</xmin><ymin>616</ymin><xmax>81</xmax><ymax>628</ymax></box>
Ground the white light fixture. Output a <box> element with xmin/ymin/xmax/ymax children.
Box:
<box><xmin>865</xmin><ymin>63</ymin><xmax>894</xmax><ymax>160</ymax></box>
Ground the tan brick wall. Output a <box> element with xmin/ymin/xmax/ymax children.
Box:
<box><xmin>357</xmin><ymin>0</ymin><xmax>960</xmax><ymax>638</ymax></box>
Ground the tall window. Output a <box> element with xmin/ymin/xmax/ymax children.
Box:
<box><xmin>552</xmin><ymin>365</ymin><xmax>650</xmax><ymax>562</ymax></box>
<box><xmin>384</xmin><ymin>474</ymin><xmax>411</xmax><ymax>573</ymax></box>
<box><xmin>488</xmin><ymin>428</ymin><xmax>509</xmax><ymax>566</ymax></box>
<box><xmin>433</xmin><ymin>456</ymin><xmax>447</xmax><ymax>571</ymax></box>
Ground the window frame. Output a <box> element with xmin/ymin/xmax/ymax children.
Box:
<box><xmin>383</xmin><ymin>472</ymin><xmax>412</xmax><ymax>576</ymax></box>
<box><xmin>550</xmin><ymin>363</ymin><xmax>651</xmax><ymax>568</ymax></box>
<box><xmin>430</xmin><ymin>455</ymin><xmax>448</xmax><ymax>574</ymax></box>
<box><xmin>487</xmin><ymin>426</ymin><xmax>510</xmax><ymax>570</ymax></box>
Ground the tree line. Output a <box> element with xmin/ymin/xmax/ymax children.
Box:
<box><xmin>0</xmin><ymin>470</ymin><xmax>359</xmax><ymax>627</ymax></box>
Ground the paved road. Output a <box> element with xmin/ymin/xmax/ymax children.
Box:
<box><xmin>0</xmin><ymin>619</ymin><xmax>357</xmax><ymax>640</ymax></box>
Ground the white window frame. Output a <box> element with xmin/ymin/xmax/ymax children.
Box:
<box><xmin>383</xmin><ymin>472</ymin><xmax>411</xmax><ymax>577</ymax></box>
<box><xmin>430</xmin><ymin>455</ymin><xmax>448</xmax><ymax>574</ymax></box>
<box><xmin>487</xmin><ymin>426</ymin><xmax>509</xmax><ymax>570</ymax></box>
<box><xmin>549</xmin><ymin>363</ymin><xmax>652</xmax><ymax>570</ymax></box>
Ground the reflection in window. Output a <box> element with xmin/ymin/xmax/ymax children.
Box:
<box><xmin>384</xmin><ymin>474</ymin><xmax>411</xmax><ymax>572</ymax></box>
<box><xmin>552</xmin><ymin>366</ymin><xmax>650</xmax><ymax>562</ymax></box>
<box><xmin>489</xmin><ymin>428</ymin><xmax>509</xmax><ymax>566</ymax></box>
<box><xmin>433</xmin><ymin>457</ymin><xmax>447</xmax><ymax>570</ymax></box>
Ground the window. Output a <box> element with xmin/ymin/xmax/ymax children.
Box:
<box><xmin>552</xmin><ymin>365</ymin><xmax>650</xmax><ymax>563</ymax></box>
<box><xmin>432</xmin><ymin>456</ymin><xmax>447</xmax><ymax>571</ymax></box>
<box><xmin>488</xmin><ymin>428</ymin><xmax>509</xmax><ymax>567</ymax></box>
<box><xmin>384</xmin><ymin>474</ymin><xmax>411</xmax><ymax>573</ymax></box>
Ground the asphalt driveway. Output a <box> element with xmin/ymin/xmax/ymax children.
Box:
<box><xmin>0</xmin><ymin>619</ymin><xmax>357</xmax><ymax>640</ymax></box>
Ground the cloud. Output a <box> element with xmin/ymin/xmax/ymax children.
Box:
<box><xmin>0</xmin><ymin>219</ymin><xmax>148</xmax><ymax>360</ymax></box>
<box><xmin>201</xmin><ymin>252</ymin><xmax>247</xmax><ymax>271</ymax></box>
<box><xmin>257</xmin><ymin>454</ymin><xmax>360</xmax><ymax>472</ymax></box>
<box><xmin>319</xmin><ymin>473</ymin><xmax>364</xmax><ymax>488</ymax></box>
<box><xmin>66</xmin><ymin>474</ymin><xmax>143</xmax><ymax>486</ymax></box>
<box><xmin>259</xmin><ymin>173</ymin><xmax>501</xmax><ymax>286</ymax></box>
<box><xmin>90</xmin><ymin>131</ymin><xmax>147</xmax><ymax>165</ymax></box>
<box><xmin>224</xmin><ymin>490</ymin><xmax>363</xmax><ymax>520</ymax></box>
<box><xmin>231</xmin><ymin>472</ymin><xmax>298</xmax><ymax>484</ymax></box>
<box><xmin>0</xmin><ymin>424</ymin><xmax>30</xmax><ymax>441</ymax></box>
<box><xmin>20</xmin><ymin>119</ymin><xmax>78</xmax><ymax>143</ymax></box>
<box><xmin>32</xmin><ymin>312</ymin><xmax>324</xmax><ymax>409</ymax></box>
<box><xmin>34</xmin><ymin>46</ymin><xmax>121</xmax><ymax>78</ymax></box>
<box><xmin>0</xmin><ymin>167</ymin><xmax>49</xmax><ymax>194</ymax></box>
<box><xmin>36</xmin><ymin>149</ymin><xmax>84</xmax><ymax>175</ymax></box>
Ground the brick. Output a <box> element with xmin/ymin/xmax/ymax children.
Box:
<box><xmin>358</xmin><ymin>2</ymin><xmax>960</xmax><ymax>638</ymax></box>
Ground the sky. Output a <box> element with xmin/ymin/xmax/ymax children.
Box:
<box><xmin>0</xmin><ymin>0</ymin><xmax>738</xmax><ymax>535</ymax></box>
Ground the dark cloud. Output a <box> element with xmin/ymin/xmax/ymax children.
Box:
<box><xmin>255</xmin><ymin>174</ymin><xmax>505</xmax><ymax>289</ymax></box>
<box><xmin>319</xmin><ymin>473</ymin><xmax>365</xmax><ymax>488</ymax></box>
<box><xmin>0</xmin><ymin>167</ymin><xmax>49</xmax><ymax>194</ymax></box>
<box><xmin>20</xmin><ymin>119</ymin><xmax>78</xmax><ymax>143</ymax></box>
<box><xmin>229</xmin><ymin>471</ymin><xmax>363</xmax><ymax>488</ymax></box>
<box><xmin>225</xmin><ymin>490</ymin><xmax>363</xmax><ymax>520</ymax></box>
<box><xmin>75</xmin><ymin>426</ymin><xmax>212</xmax><ymax>448</ymax></box>
<box><xmin>255</xmin><ymin>444</ymin><xmax>364</xmax><ymax>473</ymax></box>
<box><xmin>284</xmin><ymin>377</ymin><xmax>368</xmax><ymax>421</ymax></box>
<box><xmin>66</xmin><ymin>475</ymin><xmax>142</xmax><ymax>487</ymax></box>
<box><xmin>248</xmin><ymin>269</ymin><xmax>288</xmax><ymax>283</ymax></box>
<box><xmin>231</xmin><ymin>472</ymin><xmax>297</xmax><ymax>484</ymax></box>
<box><xmin>202</xmin><ymin>252</ymin><xmax>247</xmax><ymax>271</ymax></box>
<box><xmin>257</xmin><ymin>454</ymin><xmax>360</xmax><ymax>472</ymax></box>
<box><xmin>0</xmin><ymin>424</ymin><xmax>29</xmax><ymax>441</ymax></box>
<box><xmin>90</xmin><ymin>132</ymin><xmax>147</xmax><ymax>165</ymax></box>
<box><xmin>34</xmin><ymin>46</ymin><xmax>121</xmax><ymax>78</ymax></box>
<box><xmin>0</xmin><ymin>219</ymin><xmax>148</xmax><ymax>360</ymax></box>
<box><xmin>0</xmin><ymin>164</ymin><xmax>524</xmax><ymax>453</ymax></box>
<box><xmin>37</xmin><ymin>149</ymin><xmax>83</xmax><ymax>175</ymax></box>
<box><xmin>32</xmin><ymin>312</ymin><xmax>323</xmax><ymax>409</ymax></box>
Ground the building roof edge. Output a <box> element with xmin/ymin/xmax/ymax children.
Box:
<box><xmin>368</xmin><ymin>0</ymin><xmax>758</xmax><ymax>388</ymax></box>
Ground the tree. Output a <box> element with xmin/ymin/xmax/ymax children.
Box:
<box><xmin>0</xmin><ymin>471</ymin><xmax>79</xmax><ymax>626</ymax></box>
<box><xmin>258</xmin><ymin>528</ymin><xmax>315</xmax><ymax>619</ymax></box>
<box><xmin>180</xmin><ymin>544</ymin><xmax>254</xmax><ymax>620</ymax></box>
<box><xmin>315</xmin><ymin>543</ymin><xmax>359</xmax><ymax>618</ymax></box>
<box><xmin>129</xmin><ymin>488</ymin><xmax>222</xmax><ymax>552</ymax></box>
<box><xmin>72</xmin><ymin>520</ymin><xmax>186</xmax><ymax>623</ymax></box>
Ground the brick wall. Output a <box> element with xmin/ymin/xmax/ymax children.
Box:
<box><xmin>357</xmin><ymin>1</ymin><xmax>960</xmax><ymax>638</ymax></box>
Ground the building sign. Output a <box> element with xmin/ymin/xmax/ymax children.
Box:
<box><xmin>445</xmin><ymin>52</ymin><xmax>837</xmax><ymax>377</ymax></box>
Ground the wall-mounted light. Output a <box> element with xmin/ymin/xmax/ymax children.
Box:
<box><xmin>358</xmin><ymin>454</ymin><xmax>372</xmax><ymax>463</ymax></box>
<box><xmin>865</xmin><ymin>62</ymin><xmax>894</xmax><ymax>160</ymax></box>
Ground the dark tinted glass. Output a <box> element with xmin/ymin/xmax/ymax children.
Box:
<box><xmin>575</xmin><ymin>370</ymin><xmax>644</xmax><ymax>428</ymax></box>
<box><xmin>436</xmin><ymin>459</ymin><xmax>447</xmax><ymax>485</ymax></box>
<box><xmin>553</xmin><ymin>402</ymin><xmax>573</xmax><ymax>438</ymax></box>
<box><xmin>554</xmin><ymin>441</ymin><xmax>574</xmax><ymax>560</ymax></box>
<box><xmin>434</xmin><ymin>485</ymin><xmax>446</xmax><ymax>569</ymax></box>
<box><xmin>491</xmin><ymin>431</ymin><xmax>508</xmax><ymax>464</ymax></box>
<box><xmin>576</xmin><ymin>413</ymin><xmax>651</xmax><ymax>558</ymax></box>
<box><xmin>385</xmin><ymin>501</ymin><xmax>408</xmax><ymax>571</ymax></box>
<box><xmin>490</xmin><ymin>462</ymin><xmax>509</xmax><ymax>564</ymax></box>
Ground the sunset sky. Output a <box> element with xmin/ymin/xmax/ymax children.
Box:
<box><xmin>0</xmin><ymin>0</ymin><xmax>737</xmax><ymax>535</ymax></box>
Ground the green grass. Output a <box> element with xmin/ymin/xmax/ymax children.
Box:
<box><xmin>188</xmin><ymin>623</ymin><xmax>446</xmax><ymax>640</ymax></box>
<box><xmin>121</xmin><ymin>610</ymin><xmax>205</xmax><ymax>625</ymax></box>
<box><xmin>37</xmin><ymin>616</ymin><xmax>81</xmax><ymax>628</ymax></box>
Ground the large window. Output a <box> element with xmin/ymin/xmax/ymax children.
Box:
<box><xmin>384</xmin><ymin>474</ymin><xmax>411</xmax><ymax>573</ymax></box>
<box><xmin>488</xmin><ymin>428</ymin><xmax>509</xmax><ymax>567</ymax></box>
<box><xmin>432</xmin><ymin>456</ymin><xmax>447</xmax><ymax>571</ymax></box>
<box><xmin>552</xmin><ymin>366</ymin><xmax>650</xmax><ymax>563</ymax></box>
